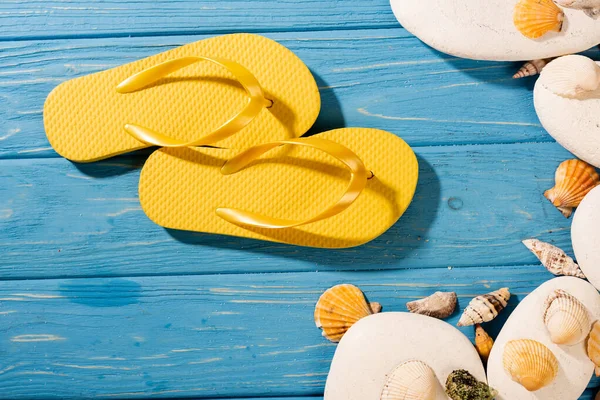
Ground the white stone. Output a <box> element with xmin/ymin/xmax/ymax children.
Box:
<box><xmin>572</xmin><ymin>186</ymin><xmax>600</xmax><ymax>289</ymax></box>
<box><xmin>389</xmin><ymin>0</ymin><xmax>600</xmax><ymax>61</ymax></box>
<box><xmin>487</xmin><ymin>277</ymin><xmax>600</xmax><ymax>400</ymax></box>
<box><xmin>534</xmin><ymin>60</ymin><xmax>600</xmax><ymax>168</ymax></box>
<box><xmin>324</xmin><ymin>312</ymin><xmax>486</xmax><ymax>400</ymax></box>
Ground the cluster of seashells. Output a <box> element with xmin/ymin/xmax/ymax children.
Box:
<box><xmin>314</xmin><ymin>284</ymin><xmax>510</xmax><ymax>398</ymax></box>
<box><xmin>500</xmin><ymin>287</ymin><xmax>600</xmax><ymax>393</ymax></box>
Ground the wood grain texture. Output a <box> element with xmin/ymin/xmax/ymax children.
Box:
<box><xmin>4</xmin><ymin>29</ymin><xmax>594</xmax><ymax>159</ymax></box>
<box><xmin>0</xmin><ymin>142</ymin><xmax>577</xmax><ymax>279</ymax></box>
<box><xmin>1</xmin><ymin>266</ymin><xmax>597</xmax><ymax>399</ymax></box>
<box><xmin>0</xmin><ymin>0</ymin><xmax>397</xmax><ymax>41</ymax></box>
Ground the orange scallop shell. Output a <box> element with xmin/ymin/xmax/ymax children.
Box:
<box><xmin>314</xmin><ymin>284</ymin><xmax>379</xmax><ymax>342</ymax></box>
<box><xmin>544</xmin><ymin>159</ymin><xmax>600</xmax><ymax>218</ymax></box>
<box><xmin>514</xmin><ymin>0</ymin><xmax>564</xmax><ymax>39</ymax></box>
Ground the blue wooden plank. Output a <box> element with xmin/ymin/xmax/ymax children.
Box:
<box><xmin>0</xmin><ymin>142</ymin><xmax>579</xmax><ymax>279</ymax></box>
<box><xmin>0</xmin><ymin>266</ymin><xmax>596</xmax><ymax>399</ymax></box>
<box><xmin>0</xmin><ymin>0</ymin><xmax>397</xmax><ymax>41</ymax></box>
<box><xmin>3</xmin><ymin>30</ymin><xmax>591</xmax><ymax>159</ymax></box>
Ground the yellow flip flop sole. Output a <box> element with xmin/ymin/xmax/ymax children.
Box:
<box><xmin>139</xmin><ymin>128</ymin><xmax>419</xmax><ymax>248</ymax></box>
<box><xmin>44</xmin><ymin>33</ymin><xmax>320</xmax><ymax>162</ymax></box>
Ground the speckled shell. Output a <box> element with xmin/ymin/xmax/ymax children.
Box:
<box><xmin>543</xmin><ymin>289</ymin><xmax>591</xmax><ymax>345</ymax></box>
<box><xmin>380</xmin><ymin>360</ymin><xmax>437</xmax><ymax>400</ymax></box>
<box><xmin>514</xmin><ymin>59</ymin><xmax>552</xmax><ymax>79</ymax></box>
<box><xmin>503</xmin><ymin>339</ymin><xmax>559</xmax><ymax>391</ymax></box>
<box><xmin>314</xmin><ymin>284</ymin><xmax>379</xmax><ymax>342</ymax></box>
<box><xmin>522</xmin><ymin>239</ymin><xmax>586</xmax><ymax>278</ymax></box>
<box><xmin>544</xmin><ymin>159</ymin><xmax>600</xmax><ymax>218</ymax></box>
<box><xmin>475</xmin><ymin>324</ymin><xmax>494</xmax><ymax>363</ymax></box>
<box><xmin>588</xmin><ymin>321</ymin><xmax>600</xmax><ymax>377</ymax></box>
<box><xmin>514</xmin><ymin>0</ymin><xmax>564</xmax><ymax>39</ymax></box>
<box><xmin>406</xmin><ymin>291</ymin><xmax>457</xmax><ymax>319</ymax></box>
<box><xmin>540</xmin><ymin>55</ymin><xmax>600</xmax><ymax>98</ymax></box>
<box><xmin>457</xmin><ymin>288</ymin><xmax>510</xmax><ymax>327</ymax></box>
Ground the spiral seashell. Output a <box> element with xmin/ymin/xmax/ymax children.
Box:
<box><xmin>513</xmin><ymin>58</ymin><xmax>552</xmax><ymax>79</ymax></box>
<box><xmin>314</xmin><ymin>284</ymin><xmax>380</xmax><ymax>342</ymax></box>
<box><xmin>503</xmin><ymin>339</ymin><xmax>559</xmax><ymax>391</ymax></box>
<box><xmin>513</xmin><ymin>0</ymin><xmax>564</xmax><ymax>39</ymax></box>
<box><xmin>522</xmin><ymin>239</ymin><xmax>586</xmax><ymax>278</ymax></box>
<box><xmin>588</xmin><ymin>321</ymin><xmax>600</xmax><ymax>377</ymax></box>
<box><xmin>406</xmin><ymin>291</ymin><xmax>457</xmax><ymax>319</ymax></box>
<box><xmin>543</xmin><ymin>289</ymin><xmax>591</xmax><ymax>345</ymax></box>
<box><xmin>544</xmin><ymin>159</ymin><xmax>600</xmax><ymax>218</ymax></box>
<box><xmin>380</xmin><ymin>360</ymin><xmax>438</xmax><ymax>400</ymax></box>
<box><xmin>475</xmin><ymin>324</ymin><xmax>494</xmax><ymax>363</ymax></box>
<box><xmin>445</xmin><ymin>369</ymin><xmax>496</xmax><ymax>400</ymax></box>
<box><xmin>457</xmin><ymin>288</ymin><xmax>510</xmax><ymax>327</ymax></box>
<box><xmin>541</xmin><ymin>55</ymin><xmax>600</xmax><ymax>98</ymax></box>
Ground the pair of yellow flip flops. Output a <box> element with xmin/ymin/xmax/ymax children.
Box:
<box><xmin>44</xmin><ymin>34</ymin><xmax>419</xmax><ymax>248</ymax></box>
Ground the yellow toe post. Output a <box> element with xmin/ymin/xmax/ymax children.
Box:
<box><xmin>139</xmin><ymin>128</ymin><xmax>419</xmax><ymax>249</ymax></box>
<box><xmin>44</xmin><ymin>33</ymin><xmax>320</xmax><ymax>162</ymax></box>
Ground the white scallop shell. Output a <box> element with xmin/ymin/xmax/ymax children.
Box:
<box><xmin>540</xmin><ymin>55</ymin><xmax>600</xmax><ymax>98</ymax></box>
<box><xmin>381</xmin><ymin>360</ymin><xmax>438</xmax><ymax>400</ymax></box>
<box><xmin>543</xmin><ymin>289</ymin><xmax>591</xmax><ymax>345</ymax></box>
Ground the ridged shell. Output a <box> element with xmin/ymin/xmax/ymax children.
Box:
<box><xmin>543</xmin><ymin>289</ymin><xmax>591</xmax><ymax>345</ymax></box>
<box><xmin>475</xmin><ymin>324</ymin><xmax>494</xmax><ymax>363</ymax></box>
<box><xmin>380</xmin><ymin>360</ymin><xmax>437</xmax><ymax>400</ymax></box>
<box><xmin>544</xmin><ymin>159</ymin><xmax>600</xmax><ymax>217</ymax></box>
<box><xmin>457</xmin><ymin>288</ymin><xmax>510</xmax><ymax>327</ymax></box>
<box><xmin>522</xmin><ymin>239</ymin><xmax>586</xmax><ymax>278</ymax></box>
<box><xmin>514</xmin><ymin>58</ymin><xmax>552</xmax><ymax>79</ymax></box>
<box><xmin>514</xmin><ymin>0</ymin><xmax>564</xmax><ymax>39</ymax></box>
<box><xmin>503</xmin><ymin>339</ymin><xmax>559</xmax><ymax>391</ymax></box>
<box><xmin>587</xmin><ymin>321</ymin><xmax>600</xmax><ymax>377</ymax></box>
<box><xmin>314</xmin><ymin>284</ymin><xmax>379</xmax><ymax>342</ymax></box>
<box><xmin>406</xmin><ymin>291</ymin><xmax>457</xmax><ymax>319</ymax></box>
<box><xmin>541</xmin><ymin>55</ymin><xmax>600</xmax><ymax>98</ymax></box>
<box><xmin>587</xmin><ymin>321</ymin><xmax>600</xmax><ymax>376</ymax></box>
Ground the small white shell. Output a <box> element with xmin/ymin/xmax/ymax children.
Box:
<box><xmin>540</xmin><ymin>55</ymin><xmax>600</xmax><ymax>98</ymax></box>
<box><xmin>381</xmin><ymin>360</ymin><xmax>438</xmax><ymax>400</ymax></box>
<box><xmin>522</xmin><ymin>239</ymin><xmax>586</xmax><ymax>278</ymax></box>
<box><xmin>543</xmin><ymin>289</ymin><xmax>591</xmax><ymax>345</ymax></box>
<box><xmin>458</xmin><ymin>288</ymin><xmax>510</xmax><ymax>327</ymax></box>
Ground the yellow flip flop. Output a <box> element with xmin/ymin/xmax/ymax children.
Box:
<box><xmin>139</xmin><ymin>128</ymin><xmax>419</xmax><ymax>248</ymax></box>
<box><xmin>44</xmin><ymin>34</ymin><xmax>320</xmax><ymax>162</ymax></box>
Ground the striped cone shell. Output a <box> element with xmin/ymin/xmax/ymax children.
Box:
<box><xmin>458</xmin><ymin>288</ymin><xmax>510</xmax><ymax>327</ymax></box>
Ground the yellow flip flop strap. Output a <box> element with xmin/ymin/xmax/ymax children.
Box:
<box><xmin>116</xmin><ymin>56</ymin><xmax>272</xmax><ymax>147</ymax></box>
<box><xmin>217</xmin><ymin>137</ymin><xmax>370</xmax><ymax>229</ymax></box>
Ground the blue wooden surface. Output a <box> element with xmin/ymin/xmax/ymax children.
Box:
<box><xmin>0</xmin><ymin>1</ymin><xmax>598</xmax><ymax>399</ymax></box>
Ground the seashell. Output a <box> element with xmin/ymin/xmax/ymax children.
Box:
<box><xmin>475</xmin><ymin>324</ymin><xmax>494</xmax><ymax>363</ymax></box>
<box><xmin>540</xmin><ymin>55</ymin><xmax>600</xmax><ymax>98</ymax></box>
<box><xmin>587</xmin><ymin>321</ymin><xmax>600</xmax><ymax>377</ymax></box>
<box><xmin>503</xmin><ymin>339</ymin><xmax>559</xmax><ymax>391</ymax></box>
<box><xmin>513</xmin><ymin>0</ymin><xmax>564</xmax><ymax>39</ymax></box>
<box><xmin>380</xmin><ymin>360</ymin><xmax>438</xmax><ymax>400</ymax></box>
<box><xmin>544</xmin><ymin>159</ymin><xmax>600</xmax><ymax>218</ymax></box>
<box><xmin>522</xmin><ymin>238</ymin><xmax>586</xmax><ymax>279</ymax></box>
<box><xmin>445</xmin><ymin>369</ymin><xmax>496</xmax><ymax>400</ymax></box>
<box><xmin>406</xmin><ymin>291</ymin><xmax>457</xmax><ymax>319</ymax></box>
<box><xmin>554</xmin><ymin>0</ymin><xmax>600</xmax><ymax>18</ymax></box>
<box><xmin>513</xmin><ymin>58</ymin><xmax>552</xmax><ymax>79</ymax></box>
<box><xmin>314</xmin><ymin>284</ymin><xmax>380</xmax><ymax>342</ymax></box>
<box><xmin>457</xmin><ymin>288</ymin><xmax>510</xmax><ymax>327</ymax></box>
<box><xmin>543</xmin><ymin>289</ymin><xmax>591</xmax><ymax>345</ymax></box>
